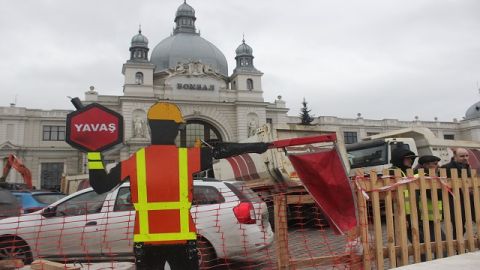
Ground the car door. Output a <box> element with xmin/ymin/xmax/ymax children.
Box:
<box><xmin>100</xmin><ymin>186</ymin><xmax>135</xmax><ymax>256</ymax></box>
<box><xmin>36</xmin><ymin>190</ymin><xmax>107</xmax><ymax>258</ymax></box>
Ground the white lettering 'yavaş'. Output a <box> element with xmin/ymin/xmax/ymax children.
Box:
<box><xmin>74</xmin><ymin>123</ymin><xmax>117</xmax><ymax>133</ymax></box>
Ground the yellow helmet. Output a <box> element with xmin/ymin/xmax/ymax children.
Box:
<box><xmin>147</xmin><ymin>102</ymin><xmax>184</xmax><ymax>123</ymax></box>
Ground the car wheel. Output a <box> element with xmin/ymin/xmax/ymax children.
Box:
<box><xmin>197</xmin><ymin>237</ymin><xmax>216</xmax><ymax>269</ymax></box>
<box><xmin>0</xmin><ymin>237</ymin><xmax>33</xmax><ymax>264</ymax></box>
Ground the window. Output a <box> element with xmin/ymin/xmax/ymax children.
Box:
<box><xmin>135</xmin><ymin>72</ymin><xmax>144</xmax><ymax>84</ymax></box>
<box><xmin>193</xmin><ymin>186</ymin><xmax>225</xmax><ymax>205</ymax></box>
<box><xmin>344</xmin><ymin>131</ymin><xmax>358</xmax><ymax>144</ymax></box>
<box><xmin>114</xmin><ymin>187</ymin><xmax>133</xmax><ymax>212</ymax></box>
<box><xmin>246</xmin><ymin>79</ymin><xmax>253</xmax><ymax>90</ymax></box>
<box><xmin>178</xmin><ymin>120</ymin><xmax>222</xmax><ymax>148</ymax></box>
<box><xmin>112</xmin><ymin>185</ymin><xmax>225</xmax><ymax>210</ymax></box>
<box><xmin>55</xmin><ymin>190</ymin><xmax>107</xmax><ymax>216</ymax></box>
<box><xmin>42</xmin><ymin>126</ymin><xmax>65</xmax><ymax>141</ymax></box>
<box><xmin>444</xmin><ymin>134</ymin><xmax>455</xmax><ymax>140</ymax></box>
<box><xmin>41</xmin><ymin>163</ymin><xmax>64</xmax><ymax>191</ymax></box>
<box><xmin>266</xmin><ymin>118</ymin><xmax>273</xmax><ymax>124</ymax></box>
<box><xmin>347</xmin><ymin>141</ymin><xmax>388</xmax><ymax>169</ymax></box>
<box><xmin>6</xmin><ymin>124</ymin><xmax>14</xmax><ymax>140</ymax></box>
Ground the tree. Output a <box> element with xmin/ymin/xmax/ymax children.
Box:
<box><xmin>300</xmin><ymin>98</ymin><xmax>314</xmax><ymax>125</ymax></box>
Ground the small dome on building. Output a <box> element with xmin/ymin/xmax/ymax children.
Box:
<box><xmin>176</xmin><ymin>2</ymin><xmax>195</xmax><ymax>18</ymax></box>
<box><xmin>131</xmin><ymin>29</ymin><xmax>149</xmax><ymax>47</ymax></box>
<box><xmin>235</xmin><ymin>39</ymin><xmax>253</xmax><ymax>56</ymax></box>
<box><xmin>465</xmin><ymin>101</ymin><xmax>480</xmax><ymax>120</ymax></box>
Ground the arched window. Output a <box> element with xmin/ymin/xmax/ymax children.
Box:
<box><xmin>177</xmin><ymin>120</ymin><xmax>222</xmax><ymax>147</ymax></box>
<box><xmin>247</xmin><ymin>78</ymin><xmax>254</xmax><ymax>90</ymax></box>
<box><xmin>232</xmin><ymin>80</ymin><xmax>236</xmax><ymax>90</ymax></box>
<box><xmin>135</xmin><ymin>72</ymin><xmax>144</xmax><ymax>85</ymax></box>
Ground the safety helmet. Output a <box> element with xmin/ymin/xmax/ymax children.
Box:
<box><xmin>147</xmin><ymin>102</ymin><xmax>185</xmax><ymax>123</ymax></box>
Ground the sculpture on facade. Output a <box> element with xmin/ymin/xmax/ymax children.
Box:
<box><xmin>248</xmin><ymin>118</ymin><xmax>258</xmax><ymax>137</ymax></box>
<box><xmin>133</xmin><ymin>117</ymin><xmax>147</xmax><ymax>138</ymax></box>
<box><xmin>167</xmin><ymin>60</ymin><xmax>223</xmax><ymax>80</ymax></box>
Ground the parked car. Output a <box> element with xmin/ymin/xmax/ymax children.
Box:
<box><xmin>0</xmin><ymin>188</ymin><xmax>20</xmax><ymax>219</ymax></box>
<box><xmin>0</xmin><ymin>179</ymin><xmax>273</xmax><ymax>268</ymax></box>
<box><xmin>12</xmin><ymin>191</ymin><xmax>66</xmax><ymax>214</ymax></box>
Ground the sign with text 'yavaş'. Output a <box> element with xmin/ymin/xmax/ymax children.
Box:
<box><xmin>66</xmin><ymin>103</ymin><xmax>123</xmax><ymax>152</ymax></box>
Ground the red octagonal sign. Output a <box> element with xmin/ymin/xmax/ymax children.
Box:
<box><xmin>66</xmin><ymin>103</ymin><xmax>124</xmax><ymax>152</ymax></box>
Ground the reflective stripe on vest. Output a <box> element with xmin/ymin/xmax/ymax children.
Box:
<box><xmin>133</xmin><ymin>148</ymin><xmax>196</xmax><ymax>242</ymax></box>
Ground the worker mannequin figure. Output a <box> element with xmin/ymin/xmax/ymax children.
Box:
<box><xmin>86</xmin><ymin>102</ymin><xmax>270</xmax><ymax>270</ymax></box>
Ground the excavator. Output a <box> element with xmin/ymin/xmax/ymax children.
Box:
<box><xmin>0</xmin><ymin>154</ymin><xmax>33</xmax><ymax>190</ymax></box>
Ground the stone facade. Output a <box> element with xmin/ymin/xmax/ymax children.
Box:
<box><xmin>1</xmin><ymin>2</ymin><xmax>479</xmax><ymax>190</ymax></box>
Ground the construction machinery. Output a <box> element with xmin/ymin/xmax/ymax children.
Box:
<box><xmin>1</xmin><ymin>154</ymin><xmax>33</xmax><ymax>190</ymax></box>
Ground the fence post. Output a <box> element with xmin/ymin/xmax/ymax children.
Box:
<box><xmin>370</xmin><ymin>171</ymin><xmax>384</xmax><ymax>269</ymax></box>
<box><xmin>382</xmin><ymin>169</ymin><xmax>397</xmax><ymax>268</ymax></box>
<box><xmin>439</xmin><ymin>168</ymin><xmax>454</xmax><ymax>256</ymax></box>
<box><xmin>429</xmin><ymin>168</ymin><xmax>443</xmax><ymax>259</ymax></box>
<box><xmin>394</xmin><ymin>169</ymin><xmax>409</xmax><ymax>266</ymax></box>
<box><xmin>418</xmin><ymin>170</ymin><xmax>432</xmax><ymax>261</ymax></box>
<box><xmin>274</xmin><ymin>194</ymin><xmax>289</xmax><ymax>269</ymax></box>
<box><xmin>451</xmin><ymin>169</ymin><xmax>465</xmax><ymax>254</ymax></box>
<box><xmin>407</xmin><ymin>169</ymin><xmax>421</xmax><ymax>263</ymax></box>
<box><xmin>471</xmin><ymin>170</ymin><xmax>480</xmax><ymax>249</ymax></box>
<box><xmin>461</xmin><ymin>169</ymin><xmax>475</xmax><ymax>251</ymax></box>
<box><xmin>355</xmin><ymin>169</ymin><xmax>371</xmax><ymax>270</ymax></box>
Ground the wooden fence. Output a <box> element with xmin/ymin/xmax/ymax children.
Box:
<box><xmin>273</xmin><ymin>168</ymin><xmax>479</xmax><ymax>269</ymax></box>
<box><xmin>355</xmin><ymin>168</ymin><xmax>480</xmax><ymax>269</ymax></box>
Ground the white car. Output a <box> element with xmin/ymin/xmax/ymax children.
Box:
<box><xmin>0</xmin><ymin>179</ymin><xmax>273</xmax><ymax>268</ymax></box>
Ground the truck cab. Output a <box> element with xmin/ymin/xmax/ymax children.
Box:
<box><xmin>346</xmin><ymin>137</ymin><xmax>418</xmax><ymax>175</ymax></box>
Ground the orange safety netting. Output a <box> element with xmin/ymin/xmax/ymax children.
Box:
<box><xmin>0</xmin><ymin>180</ymin><xmax>362</xmax><ymax>270</ymax></box>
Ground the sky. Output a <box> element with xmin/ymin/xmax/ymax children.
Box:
<box><xmin>0</xmin><ymin>0</ymin><xmax>479</xmax><ymax>122</ymax></box>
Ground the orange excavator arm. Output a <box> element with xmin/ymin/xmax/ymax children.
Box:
<box><xmin>1</xmin><ymin>155</ymin><xmax>33</xmax><ymax>189</ymax></box>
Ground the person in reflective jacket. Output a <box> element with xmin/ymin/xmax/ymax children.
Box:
<box><xmin>86</xmin><ymin>102</ymin><xmax>270</xmax><ymax>270</ymax></box>
<box><xmin>414</xmin><ymin>155</ymin><xmax>445</xmax><ymax>259</ymax></box>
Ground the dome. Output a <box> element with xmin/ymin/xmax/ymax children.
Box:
<box><xmin>176</xmin><ymin>2</ymin><xmax>195</xmax><ymax>18</ymax></box>
<box><xmin>150</xmin><ymin>33</ymin><xmax>228</xmax><ymax>77</ymax></box>
<box><xmin>131</xmin><ymin>30</ymin><xmax>148</xmax><ymax>47</ymax></box>
<box><xmin>235</xmin><ymin>40</ymin><xmax>253</xmax><ymax>56</ymax></box>
<box><xmin>465</xmin><ymin>101</ymin><xmax>480</xmax><ymax>120</ymax></box>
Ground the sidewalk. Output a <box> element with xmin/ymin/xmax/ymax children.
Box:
<box><xmin>395</xmin><ymin>251</ymin><xmax>480</xmax><ymax>270</ymax></box>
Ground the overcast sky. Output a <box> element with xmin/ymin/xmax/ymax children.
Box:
<box><xmin>1</xmin><ymin>0</ymin><xmax>479</xmax><ymax>121</ymax></box>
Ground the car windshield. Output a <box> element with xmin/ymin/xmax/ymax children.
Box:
<box><xmin>34</xmin><ymin>193</ymin><xmax>66</xmax><ymax>205</ymax></box>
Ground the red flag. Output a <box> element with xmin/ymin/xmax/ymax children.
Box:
<box><xmin>288</xmin><ymin>148</ymin><xmax>356</xmax><ymax>234</ymax></box>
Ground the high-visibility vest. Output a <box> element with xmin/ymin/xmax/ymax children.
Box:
<box><xmin>413</xmin><ymin>173</ymin><xmax>443</xmax><ymax>221</ymax></box>
<box><xmin>391</xmin><ymin>169</ymin><xmax>441</xmax><ymax>220</ymax></box>
<box><xmin>403</xmin><ymin>173</ymin><xmax>443</xmax><ymax>220</ymax></box>
<box><xmin>121</xmin><ymin>145</ymin><xmax>200</xmax><ymax>244</ymax></box>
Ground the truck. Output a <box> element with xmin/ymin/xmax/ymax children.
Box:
<box><xmin>212</xmin><ymin>124</ymin><xmax>351</xmax><ymax>229</ymax></box>
<box><xmin>346</xmin><ymin>127</ymin><xmax>480</xmax><ymax>173</ymax></box>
